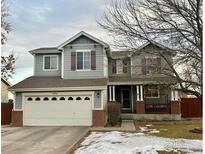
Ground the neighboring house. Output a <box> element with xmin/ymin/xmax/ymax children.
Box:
<box><xmin>1</xmin><ymin>78</ymin><xmax>13</xmax><ymax>103</ymax></box>
<box><xmin>10</xmin><ymin>31</ymin><xmax>180</xmax><ymax>127</ymax></box>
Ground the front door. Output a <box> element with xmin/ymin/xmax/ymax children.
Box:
<box><xmin>121</xmin><ymin>89</ymin><xmax>131</xmax><ymax>110</ymax></box>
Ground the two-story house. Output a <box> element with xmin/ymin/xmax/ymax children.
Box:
<box><xmin>10</xmin><ymin>31</ymin><xmax>181</xmax><ymax>127</ymax></box>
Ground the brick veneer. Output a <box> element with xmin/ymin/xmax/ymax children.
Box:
<box><xmin>136</xmin><ymin>101</ymin><xmax>145</xmax><ymax>114</ymax></box>
<box><xmin>11</xmin><ymin>111</ymin><xmax>23</xmax><ymax>127</ymax></box>
<box><xmin>92</xmin><ymin>110</ymin><xmax>106</xmax><ymax>127</ymax></box>
<box><xmin>170</xmin><ymin>101</ymin><xmax>181</xmax><ymax>114</ymax></box>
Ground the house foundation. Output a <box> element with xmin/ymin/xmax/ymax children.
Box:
<box><xmin>121</xmin><ymin>113</ymin><xmax>181</xmax><ymax>121</ymax></box>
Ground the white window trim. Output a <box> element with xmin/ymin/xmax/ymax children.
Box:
<box><xmin>144</xmin><ymin>85</ymin><xmax>160</xmax><ymax>98</ymax></box>
<box><xmin>43</xmin><ymin>55</ymin><xmax>58</xmax><ymax>71</ymax></box>
<box><xmin>61</xmin><ymin>50</ymin><xmax>64</xmax><ymax>78</ymax></box>
<box><xmin>76</xmin><ymin>49</ymin><xmax>91</xmax><ymax>71</ymax></box>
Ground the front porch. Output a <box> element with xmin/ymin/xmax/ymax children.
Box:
<box><xmin>108</xmin><ymin>84</ymin><xmax>180</xmax><ymax>119</ymax></box>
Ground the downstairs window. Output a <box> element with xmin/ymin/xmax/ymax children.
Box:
<box><xmin>144</xmin><ymin>85</ymin><xmax>159</xmax><ymax>98</ymax></box>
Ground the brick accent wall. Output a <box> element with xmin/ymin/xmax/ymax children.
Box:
<box><xmin>92</xmin><ymin>110</ymin><xmax>106</xmax><ymax>127</ymax></box>
<box><xmin>170</xmin><ymin>101</ymin><xmax>181</xmax><ymax>114</ymax></box>
<box><xmin>11</xmin><ymin>111</ymin><xmax>23</xmax><ymax>126</ymax></box>
<box><xmin>136</xmin><ymin>101</ymin><xmax>145</xmax><ymax>114</ymax></box>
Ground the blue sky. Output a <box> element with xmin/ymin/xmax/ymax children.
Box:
<box><xmin>1</xmin><ymin>0</ymin><xmax>112</xmax><ymax>84</ymax></box>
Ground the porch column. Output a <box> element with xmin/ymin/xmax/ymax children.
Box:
<box><xmin>136</xmin><ymin>85</ymin><xmax>145</xmax><ymax>114</ymax></box>
<box><xmin>171</xmin><ymin>89</ymin><xmax>178</xmax><ymax>101</ymax></box>
<box><xmin>175</xmin><ymin>90</ymin><xmax>178</xmax><ymax>101</ymax></box>
<box><xmin>112</xmin><ymin>86</ymin><xmax>115</xmax><ymax>101</ymax></box>
<box><xmin>171</xmin><ymin>89</ymin><xmax>174</xmax><ymax>101</ymax></box>
<box><xmin>140</xmin><ymin>85</ymin><xmax>143</xmax><ymax>101</ymax></box>
<box><xmin>136</xmin><ymin>85</ymin><xmax>140</xmax><ymax>101</ymax></box>
<box><xmin>109</xmin><ymin>86</ymin><xmax>112</xmax><ymax>101</ymax></box>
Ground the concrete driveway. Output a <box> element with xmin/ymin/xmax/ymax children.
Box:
<box><xmin>2</xmin><ymin>126</ymin><xmax>89</xmax><ymax>154</ymax></box>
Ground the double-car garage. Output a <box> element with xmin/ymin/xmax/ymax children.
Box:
<box><xmin>23</xmin><ymin>92</ymin><xmax>93</xmax><ymax>126</ymax></box>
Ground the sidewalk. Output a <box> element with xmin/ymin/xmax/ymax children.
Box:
<box><xmin>90</xmin><ymin>120</ymin><xmax>136</xmax><ymax>132</ymax></box>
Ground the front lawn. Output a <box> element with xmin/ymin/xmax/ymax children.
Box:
<box><xmin>135</xmin><ymin>120</ymin><xmax>202</xmax><ymax>140</ymax></box>
<box><xmin>71</xmin><ymin>131</ymin><xmax>202</xmax><ymax>154</ymax></box>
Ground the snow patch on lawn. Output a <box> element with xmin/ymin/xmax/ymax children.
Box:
<box><xmin>149</xmin><ymin>130</ymin><xmax>160</xmax><ymax>134</ymax></box>
<box><xmin>139</xmin><ymin>126</ymin><xmax>160</xmax><ymax>134</ymax></box>
<box><xmin>75</xmin><ymin>131</ymin><xmax>202</xmax><ymax>154</ymax></box>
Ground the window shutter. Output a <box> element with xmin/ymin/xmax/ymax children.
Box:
<box><xmin>157</xmin><ymin>57</ymin><xmax>161</xmax><ymax>73</ymax></box>
<box><xmin>91</xmin><ymin>51</ymin><xmax>96</xmax><ymax>70</ymax></box>
<box><xmin>71</xmin><ymin>52</ymin><xmax>76</xmax><ymax>71</ymax></box>
<box><xmin>141</xmin><ymin>58</ymin><xmax>146</xmax><ymax>75</ymax></box>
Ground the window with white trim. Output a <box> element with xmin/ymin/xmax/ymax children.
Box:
<box><xmin>43</xmin><ymin>55</ymin><xmax>58</xmax><ymax>70</ymax></box>
<box><xmin>146</xmin><ymin>58</ymin><xmax>157</xmax><ymax>74</ymax></box>
<box><xmin>76</xmin><ymin>50</ymin><xmax>91</xmax><ymax>70</ymax></box>
<box><xmin>144</xmin><ymin>85</ymin><xmax>159</xmax><ymax>98</ymax></box>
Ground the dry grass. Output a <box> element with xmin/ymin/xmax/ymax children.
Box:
<box><xmin>135</xmin><ymin>120</ymin><xmax>202</xmax><ymax>140</ymax></box>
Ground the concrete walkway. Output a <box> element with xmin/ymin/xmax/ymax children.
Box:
<box><xmin>91</xmin><ymin>120</ymin><xmax>136</xmax><ymax>132</ymax></box>
<box><xmin>121</xmin><ymin>120</ymin><xmax>136</xmax><ymax>131</ymax></box>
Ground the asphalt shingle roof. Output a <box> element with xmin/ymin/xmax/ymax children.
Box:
<box><xmin>10</xmin><ymin>76</ymin><xmax>108</xmax><ymax>90</ymax></box>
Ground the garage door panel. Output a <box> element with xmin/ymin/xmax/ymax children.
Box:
<box><xmin>24</xmin><ymin>94</ymin><xmax>92</xmax><ymax>126</ymax></box>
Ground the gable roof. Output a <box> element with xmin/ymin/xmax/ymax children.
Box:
<box><xmin>57</xmin><ymin>31</ymin><xmax>109</xmax><ymax>49</ymax></box>
<box><xmin>111</xmin><ymin>51</ymin><xmax>133</xmax><ymax>59</ymax></box>
<box><xmin>131</xmin><ymin>41</ymin><xmax>176</xmax><ymax>56</ymax></box>
<box><xmin>1</xmin><ymin>77</ymin><xmax>12</xmax><ymax>87</ymax></box>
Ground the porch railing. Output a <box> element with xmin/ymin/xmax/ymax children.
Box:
<box><xmin>145</xmin><ymin>103</ymin><xmax>171</xmax><ymax>114</ymax></box>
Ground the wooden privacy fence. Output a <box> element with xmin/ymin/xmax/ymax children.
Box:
<box><xmin>1</xmin><ymin>103</ymin><xmax>13</xmax><ymax>125</ymax></box>
<box><xmin>181</xmin><ymin>98</ymin><xmax>202</xmax><ymax>118</ymax></box>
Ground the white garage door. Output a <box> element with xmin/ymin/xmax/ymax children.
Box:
<box><xmin>23</xmin><ymin>93</ymin><xmax>92</xmax><ymax>126</ymax></box>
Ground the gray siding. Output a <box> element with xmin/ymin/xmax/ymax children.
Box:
<box><xmin>34</xmin><ymin>53</ymin><xmax>61</xmax><ymax>76</ymax></box>
<box><xmin>70</xmin><ymin>35</ymin><xmax>97</xmax><ymax>44</ymax></box>
<box><xmin>15</xmin><ymin>92</ymin><xmax>22</xmax><ymax>109</ymax></box>
<box><xmin>131</xmin><ymin>45</ymin><xmax>172</xmax><ymax>77</ymax></box>
<box><xmin>94</xmin><ymin>90</ymin><xmax>101</xmax><ymax>108</ymax></box>
<box><xmin>108</xmin><ymin>58</ymin><xmax>114</xmax><ymax>76</ymax></box>
<box><xmin>63</xmin><ymin>36</ymin><xmax>105</xmax><ymax>79</ymax></box>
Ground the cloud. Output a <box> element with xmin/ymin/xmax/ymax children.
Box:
<box><xmin>1</xmin><ymin>0</ymin><xmax>113</xmax><ymax>84</ymax></box>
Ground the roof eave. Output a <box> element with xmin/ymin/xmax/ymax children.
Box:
<box><xmin>57</xmin><ymin>31</ymin><xmax>109</xmax><ymax>49</ymax></box>
<box><xmin>28</xmin><ymin>48</ymin><xmax>62</xmax><ymax>55</ymax></box>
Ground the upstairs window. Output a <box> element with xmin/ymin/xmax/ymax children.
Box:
<box><xmin>112</xmin><ymin>60</ymin><xmax>116</xmax><ymax>74</ymax></box>
<box><xmin>141</xmin><ymin>57</ymin><xmax>161</xmax><ymax>74</ymax></box>
<box><xmin>146</xmin><ymin>58</ymin><xmax>157</xmax><ymax>74</ymax></box>
<box><xmin>144</xmin><ymin>85</ymin><xmax>159</xmax><ymax>98</ymax></box>
<box><xmin>123</xmin><ymin>59</ymin><xmax>129</xmax><ymax>73</ymax></box>
<box><xmin>76</xmin><ymin>50</ymin><xmax>91</xmax><ymax>70</ymax></box>
<box><xmin>43</xmin><ymin>55</ymin><xmax>58</xmax><ymax>70</ymax></box>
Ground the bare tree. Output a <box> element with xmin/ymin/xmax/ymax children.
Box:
<box><xmin>1</xmin><ymin>54</ymin><xmax>16</xmax><ymax>79</ymax></box>
<box><xmin>1</xmin><ymin>0</ymin><xmax>16</xmax><ymax>79</ymax></box>
<box><xmin>1</xmin><ymin>0</ymin><xmax>11</xmax><ymax>45</ymax></box>
<box><xmin>98</xmin><ymin>0</ymin><xmax>202</xmax><ymax>100</ymax></box>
